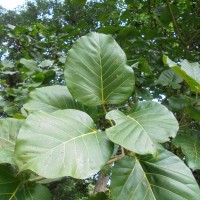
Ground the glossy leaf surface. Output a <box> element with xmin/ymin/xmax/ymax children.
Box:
<box><xmin>106</xmin><ymin>101</ymin><xmax>178</xmax><ymax>155</ymax></box>
<box><xmin>111</xmin><ymin>150</ymin><xmax>200</xmax><ymax>200</ymax></box>
<box><xmin>173</xmin><ymin>132</ymin><xmax>200</xmax><ymax>170</ymax></box>
<box><xmin>23</xmin><ymin>85</ymin><xmax>75</xmax><ymax>114</ymax></box>
<box><xmin>15</xmin><ymin>109</ymin><xmax>113</xmax><ymax>179</ymax></box>
<box><xmin>0</xmin><ymin>118</ymin><xmax>24</xmax><ymax>164</ymax></box>
<box><xmin>64</xmin><ymin>32</ymin><xmax>135</xmax><ymax>106</ymax></box>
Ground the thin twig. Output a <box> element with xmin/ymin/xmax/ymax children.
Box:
<box><xmin>164</xmin><ymin>0</ymin><xmax>187</xmax><ymax>46</ymax></box>
<box><xmin>29</xmin><ymin>176</ymin><xmax>46</xmax><ymax>182</ymax></box>
<box><xmin>107</xmin><ymin>155</ymin><xmax>123</xmax><ymax>165</ymax></box>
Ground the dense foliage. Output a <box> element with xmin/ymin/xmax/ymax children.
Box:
<box><xmin>0</xmin><ymin>0</ymin><xmax>200</xmax><ymax>199</ymax></box>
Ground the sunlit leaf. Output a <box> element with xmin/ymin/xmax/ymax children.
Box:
<box><xmin>20</xmin><ymin>58</ymin><xmax>39</xmax><ymax>73</ymax></box>
<box><xmin>15</xmin><ymin>109</ymin><xmax>113</xmax><ymax>179</ymax></box>
<box><xmin>0</xmin><ymin>118</ymin><xmax>24</xmax><ymax>165</ymax></box>
<box><xmin>106</xmin><ymin>101</ymin><xmax>178</xmax><ymax>155</ymax></box>
<box><xmin>111</xmin><ymin>150</ymin><xmax>200</xmax><ymax>200</ymax></box>
<box><xmin>64</xmin><ymin>32</ymin><xmax>135</xmax><ymax>106</ymax></box>
<box><xmin>38</xmin><ymin>60</ymin><xmax>54</xmax><ymax>68</ymax></box>
<box><xmin>163</xmin><ymin>56</ymin><xmax>200</xmax><ymax>92</ymax></box>
<box><xmin>22</xmin><ymin>85</ymin><xmax>75</xmax><ymax>114</ymax></box>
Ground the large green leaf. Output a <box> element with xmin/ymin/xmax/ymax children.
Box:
<box><xmin>106</xmin><ymin>101</ymin><xmax>178</xmax><ymax>155</ymax></box>
<box><xmin>0</xmin><ymin>118</ymin><xmax>24</xmax><ymax>165</ymax></box>
<box><xmin>15</xmin><ymin>109</ymin><xmax>113</xmax><ymax>179</ymax></box>
<box><xmin>163</xmin><ymin>56</ymin><xmax>200</xmax><ymax>92</ymax></box>
<box><xmin>0</xmin><ymin>165</ymin><xmax>51</xmax><ymax>200</ymax></box>
<box><xmin>64</xmin><ymin>32</ymin><xmax>135</xmax><ymax>106</ymax></box>
<box><xmin>111</xmin><ymin>150</ymin><xmax>200</xmax><ymax>200</ymax></box>
<box><xmin>22</xmin><ymin>85</ymin><xmax>75</xmax><ymax>114</ymax></box>
<box><xmin>173</xmin><ymin>132</ymin><xmax>200</xmax><ymax>170</ymax></box>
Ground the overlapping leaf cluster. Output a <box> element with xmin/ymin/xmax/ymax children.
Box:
<box><xmin>0</xmin><ymin>32</ymin><xmax>200</xmax><ymax>199</ymax></box>
<box><xmin>0</xmin><ymin>0</ymin><xmax>200</xmax><ymax>199</ymax></box>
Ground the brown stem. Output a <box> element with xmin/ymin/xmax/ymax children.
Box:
<box><xmin>164</xmin><ymin>0</ymin><xmax>188</xmax><ymax>46</ymax></box>
<box><xmin>93</xmin><ymin>170</ymin><xmax>110</xmax><ymax>194</ymax></box>
<box><xmin>29</xmin><ymin>176</ymin><xmax>46</xmax><ymax>182</ymax></box>
<box><xmin>94</xmin><ymin>155</ymin><xmax>123</xmax><ymax>194</ymax></box>
<box><xmin>188</xmin><ymin>29</ymin><xmax>200</xmax><ymax>45</ymax></box>
<box><xmin>107</xmin><ymin>155</ymin><xmax>123</xmax><ymax>165</ymax></box>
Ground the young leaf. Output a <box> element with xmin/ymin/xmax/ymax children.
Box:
<box><xmin>106</xmin><ymin>101</ymin><xmax>178</xmax><ymax>155</ymax></box>
<box><xmin>138</xmin><ymin>58</ymin><xmax>152</xmax><ymax>75</ymax></box>
<box><xmin>22</xmin><ymin>85</ymin><xmax>76</xmax><ymax>114</ymax></box>
<box><xmin>173</xmin><ymin>132</ymin><xmax>200</xmax><ymax>170</ymax></box>
<box><xmin>111</xmin><ymin>150</ymin><xmax>200</xmax><ymax>200</ymax></box>
<box><xmin>0</xmin><ymin>118</ymin><xmax>24</xmax><ymax>165</ymax></box>
<box><xmin>15</xmin><ymin>109</ymin><xmax>113</xmax><ymax>179</ymax></box>
<box><xmin>163</xmin><ymin>56</ymin><xmax>200</xmax><ymax>92</ymax></box>
<box><xmin>0</xmin><ymin>165</ymin><xmax>51</xmax><ymax>199</ymax></box>
<box><xmin>64</xmin><ymin>32</ymin><xmax>135</xmax><ymax>106</ymax></box>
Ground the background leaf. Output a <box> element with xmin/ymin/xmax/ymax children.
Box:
<box><xmin>15</xmin><ymin>109</ymin><xmax>113</xmax><ymax>179</ymax></box>
<box><xmin>0</xmin><ymin>165</ymin><xmax>51</xmax><ymax>200</ymax></box>
<box><xmin>173</xmin><ymin>132</ymin><xmax>200</xmax><ymax>170</ymax></box>
<box><xmin>111</xmin><ymin>150</ymin><xmax>200</xmax><ymax>200</ymax></box>
<box><xmin>20</xmin><ymin>58</ymin><xmax>39</xmax><ymax>74</ymax></box>
<box><xmin>106</xmin><ymin>101</ymin><xmax>178</xmax><ymax>155</ymax></box>
<box><xmin>0</xmin><ymin>118</ymin><xmax>24</xmax><ymax>165</ymax></box>
<box><xmin>186</xmin><ymin>106</ymin><xmax>200</xmax><ymax>121</ymax></box>
<box><xmin>163</xmin><ymin>56</ymin><xmax>200</xmax><ymax>92</ymax></box>
<box><xmin>64</xmin><ymin>32</ymin><xmax>135</xmax><ymax>106</ymax></box>
<box><xmin>167</xmin><ymin>95</ymin><xmax>191</xmax><ymax>111</ymax></box>
<box><xmin>138</xmin><ymin>58</ymin><xmax>152</xmax><ymax>75</ymax></box>
<box><xmin>155</xmin><ymin>69</ymin><xmax>183</xmax><ymax>89</ymax></box>
<box><xmin>22</xmin><ymin>85</ymin><xmax>75</xmax><ymax>114</ymax></box>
